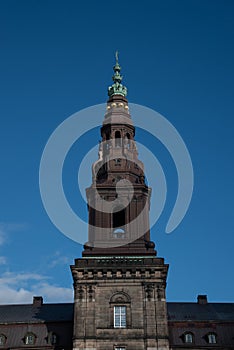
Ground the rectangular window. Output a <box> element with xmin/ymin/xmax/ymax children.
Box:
<box><xmin>115</xmin><ymin>348</ymin><xmax>126</xmax><ymax>350</ymax></box>
<box><xmin>114</xmin><ymin>306</ymin><xmax>126</xmax><ymax>328</ymax></box>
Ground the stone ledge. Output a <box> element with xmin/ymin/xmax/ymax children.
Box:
<box><xmin>73</xmin><ymin>257</ymin><xmax>166</xmax><ymax>267</ymax></box>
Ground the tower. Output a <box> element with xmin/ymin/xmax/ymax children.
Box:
<box><xmin>71</xmin><ymin>54</ymin><xmax>169</xmax><ymax>350</ymax></box>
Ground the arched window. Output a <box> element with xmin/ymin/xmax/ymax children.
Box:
<box><xmin>25</xmin><ymin>332</ymin><xmax>36</xmax><ymax>345</ymax></box>
<box><xmin>207</xmin><ymin>333</ymin><xmax>217</xmax><ymax>344</ymax></box>
<box><xmin>110</xmin><ymin>292</ymin><xmax>131</xmax><ymax>329</ymax></box>
<box><xmin>184</xmin><ymin>332</ymin><xmax>194</xmax><ymax>343</ymax></box>
<box><xmin>115</xmin><ymin>131</ymin><xmax>121</xmax><ymax>147</ymax></box>
<box><xmin>124</xmin><ymin>133</ymin><xmax>131</xmax><ymax>149</ymax></box>
<box><xmin>0</xmin><ymin>334</ymin><xmax>6</xmax><ymax>346</ymax></box>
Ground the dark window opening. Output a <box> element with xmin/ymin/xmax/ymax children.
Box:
<box><xmin>113</xmin><ymin>207</ymin><xmax>125</xmax><ymax>229</ymax></box>
<box><xmin>115</xmin><ymin>131</ymin><xmax>121</xmax><ymax>147</ymax></box>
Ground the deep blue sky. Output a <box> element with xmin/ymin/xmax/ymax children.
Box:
<box><xmin>0</xmin><ymin>0</ymin><xmax>233</xmax><ymax>304</ymax></box>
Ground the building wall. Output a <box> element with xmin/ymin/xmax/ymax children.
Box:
<box><xmin>71</xmin><ymin>257</ymin><xmax>169</xmax><ymax>350</ymax></box>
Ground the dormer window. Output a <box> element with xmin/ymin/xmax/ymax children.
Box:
<box><xmin>207</xmin><ymin>333</ymin><xmax>217</xmax><ymax>344</ymax></box>
<box><xmin>49</xmin><ymin>332</ymin><xmax>57</xmax><ymax>345</ymax></box>
<box><xmin>184</xmin><ymin>332</ymin><xmax>194</xmax><ymax>343</ymax></box>
<box><xmin>0</xmin><ymin>334</ymin><xmax>6</xmax><ymax>346</ymax></box>
<box><xmin>51</xmin><ymin>333</ymin><xmax>57</xmax><ymax>344</ymax></box>
<box><xmin>25</xmin><ymin>333</ymin><xmax>36</xmax><ymax>345</ymax></box>
<box><xmin>47</xmin><ymin>331</ymin><xmax>58</xmax><ymax>345</ymax></box>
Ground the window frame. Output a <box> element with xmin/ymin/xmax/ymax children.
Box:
<box><xmin>114</xmin><ymin>305</ymin><xmax>127</xmax><ymax>328</ymax></box>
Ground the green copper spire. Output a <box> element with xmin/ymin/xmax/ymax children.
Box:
<box><xmin>108</xmin><ymin>51</ymin><xmax>127</xmax><ymax>97</ymax></box>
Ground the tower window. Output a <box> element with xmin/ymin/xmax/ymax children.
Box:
<box><xmin>114</xmin><ymin>306</ymin><xmax>126</xmax><ymax>328</ymax></box>
<box><xmin>207</xmin><ymin>333</ymin><xmax>217</xmax><ymax>344</ymax></box>
<box><xmin>124</xmin><ymin>133</ymin><xmax>131</xmax><ymax>149</ymax></box>
<box><xmin>113</xmin><ymin>206</ymin><xmax>125</xmax><ymax>230</ymax></box>
<box><xmin>115</xmin><ymin>131</ymin><xmax>121</xmax><ymax>147</ymax></box>
<box><xmin>110</xmin><ymin>292</ymin><xmax>131</xmax><ymax>329</ymax></box>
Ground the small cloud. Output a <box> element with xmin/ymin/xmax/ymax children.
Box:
<box><xmin>0</xmin><ymin>272</ymin><xmax>47</xmax><ymax>286</ymax></box>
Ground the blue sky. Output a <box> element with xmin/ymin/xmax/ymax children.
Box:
<box><xmin>0</xmin><ymin>0</ymin><xmax>234</xmax><ymax>304</ymax></box>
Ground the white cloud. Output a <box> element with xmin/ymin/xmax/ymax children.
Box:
<box><xmin>0</xmin><ymin>272</ymin><xmax>46</xmax><ymax>285</ymax></box>
<box><xmin>0</xmin><ymin>271</ymin><xmax>73</xmax><ymax>304</ymax></box>
<box><xmin>35</xmin><ymin>283</ymin><xmax>73</xmax><ymax>302</ymax></box>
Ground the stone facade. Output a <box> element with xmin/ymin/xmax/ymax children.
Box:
<box><xmin>71</xmin><ymin>257</ymin><xmax>169</xmax><ymax>350</ymax></box>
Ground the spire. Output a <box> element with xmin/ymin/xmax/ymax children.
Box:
<box><xmin>108</xmin><ymin>51</ymin><xmax>127</xmax><ymax>98</ymax></box>
<box><xmin>82</xmin><ymin>53</ymin><xmax>156</xmax><ymax>257</ymax></box>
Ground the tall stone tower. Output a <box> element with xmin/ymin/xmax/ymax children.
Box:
<box><xmin>71</xmin><ymin>54</ymin><xmax>169</xmax><ymax>350</ymax></box>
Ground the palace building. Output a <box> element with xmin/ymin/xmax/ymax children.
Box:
<box><xmin>0</xmin><ymin>57</ymin><xmax>233</xmax><ymax>350</ymax></box>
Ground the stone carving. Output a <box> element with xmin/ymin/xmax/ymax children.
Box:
<box><xmin>145</xmin><ymin>283</ymin><xmax>154</xmax><ymax>301</ymax></box>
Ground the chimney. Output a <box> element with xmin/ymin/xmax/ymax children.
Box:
<box><xmin>33</xmin><ymin>296</ymin><xmax>43</xmax><ymax>307</ymax></box>
<box><xmin>197</xmin><ymin>294</ymin><xmax>208</xmax><ymax>304</ymax></box>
